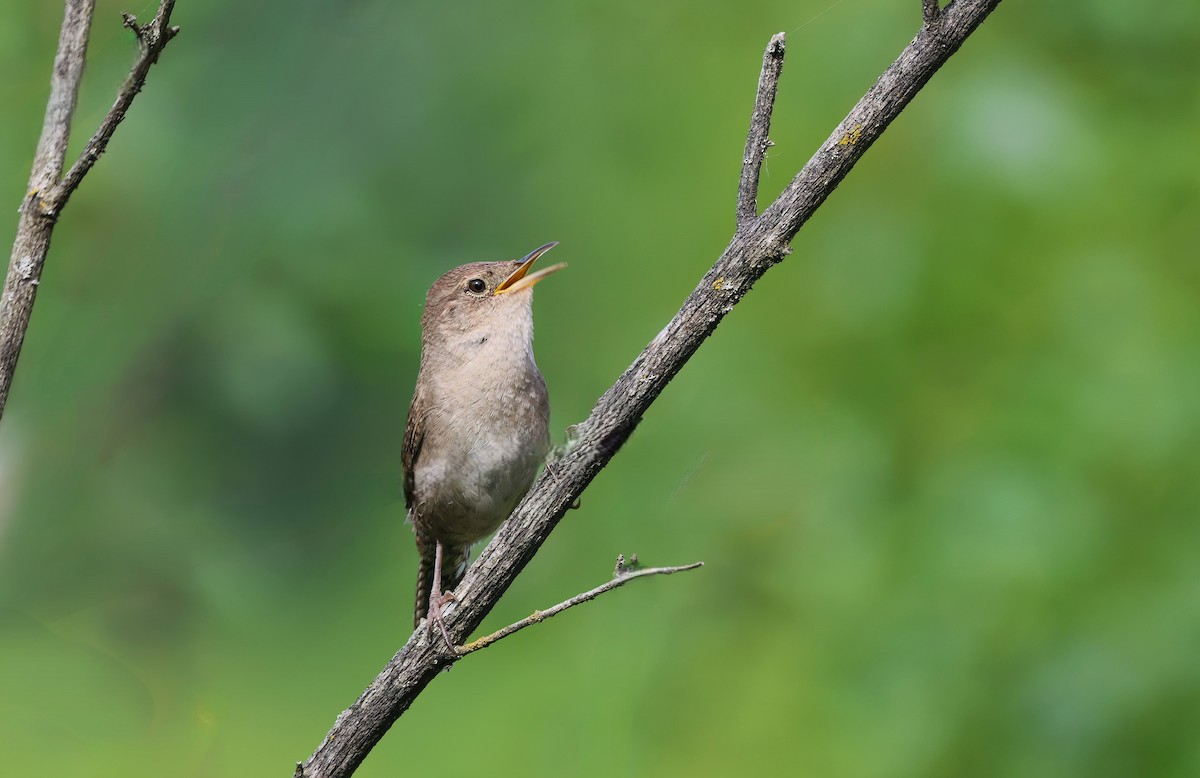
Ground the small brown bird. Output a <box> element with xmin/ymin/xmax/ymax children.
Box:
<box><xmin>403</xmin><ymin>242</ymin><xmax>565</xmax><ymax>645</ymax></box>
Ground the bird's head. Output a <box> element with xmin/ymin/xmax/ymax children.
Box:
<box><xmin>421</xmin><ymin>242</ymin><xmax>565</xmax><ymax>343</ymax></box>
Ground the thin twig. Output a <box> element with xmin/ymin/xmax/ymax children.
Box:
<box><xmin>736</xmin><ymin>32</ymin><xmax>786</xmax><ymax>228</ymax></box>
<box><xmin>458</xmin><ymin>558</ymin><xmax>704</xmax><ymax>656</ymax></box>
<box><xmin>299</xmin><ymin>3</ymin><xmax>1004</xmax><ymax>776</ymax></box>
<box><xmin>0</xmin><ymin>0</ymin><xmax>179</xmax><ymax>421</ymax></box>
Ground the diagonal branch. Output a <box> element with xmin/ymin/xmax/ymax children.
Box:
<box><xmin>298</xmin><ymin>2</ymin><xmax>1004</xmax><ymax>776</ymax></box>
<box><xmin>457</xmin><ymin>557</ymin><xmax>704</xmax><ymax>657</ymax></box>
<box><xmin>736</xmin><ymin>32</ymin><xmax>786</xmax><ymax>227</ymax></box>
<box><xmin>0</xmin><ymin>0</ymin><xmax>179</xmax><ymax>421</ymax></box>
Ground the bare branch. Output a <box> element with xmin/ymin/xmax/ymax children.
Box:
<box><xmin>458</xmin><ymin>557</ymin><xmax>704</xmax><ymax>657</ymax></box>
<box><xmin>736</xmin><ymin>32</ymin><xmax>786</xmax><ymax>227</ymax></box>
<box><xmin>27</xmin><ymin>0</ymin><xmax>95</xmax><ymax>201</ymax></box>
<box><xmin>299</xmin><ymin>2</ymin><xmax>1004</xmax><ymax>776</ymax></box>
<box><xmin>0</xmin><ymin>0</ymin><xmax>179</xmax><ymax>421</ymax></box>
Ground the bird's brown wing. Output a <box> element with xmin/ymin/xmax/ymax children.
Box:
<box><xmin>404</xmin><ymin>382</ymin><xmax>434</xmax><ymax>628</ymax></box>
<box><xmin>401</xmin><ymin>383</ymin><xmax>425</xmax><ymax>511</ymax></box>
<box><xmin>402</xmin><ymin>380</ymin><xmax>473</xmax><ymax>627</ymax></box>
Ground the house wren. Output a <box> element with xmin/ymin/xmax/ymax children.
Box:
<box><xmin>403</xmin><ymin>242</ymin><xmax>565</xmax><ymax>645</ymax></box>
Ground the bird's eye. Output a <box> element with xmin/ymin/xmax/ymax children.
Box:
<box><xmin>467</xmin><ymin>278</ymin><xmax>486</xmax><ymax>294</ymax></box>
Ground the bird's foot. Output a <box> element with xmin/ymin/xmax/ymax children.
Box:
<box><xmin>426</xmin><ymin>590</ymin><xmax>458</xmax><ymax>651</ymax></box>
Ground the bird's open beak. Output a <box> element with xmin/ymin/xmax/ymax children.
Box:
<box><xmin>494</xmin><ymin>241</ymin><xmax>566</xmax><ymax>295</ymax></box>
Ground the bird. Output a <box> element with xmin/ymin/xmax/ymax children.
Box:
<box><xmin>403</xmin><ymin>242</ymin><xmax>564</xmax><ymax>647</ymax></box>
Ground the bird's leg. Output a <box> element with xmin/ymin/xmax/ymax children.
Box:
<box><xmin>427</xmin><ymin>541</ymin><xmax>456</xmax><ymax>650</ymax></box>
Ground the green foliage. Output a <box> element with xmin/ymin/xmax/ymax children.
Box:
<box><xmin>2</xmin><ymin>0</ymin><xmax>1198</xmax><ymax>775</ymax></box>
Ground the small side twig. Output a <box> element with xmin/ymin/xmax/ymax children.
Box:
<box><xmin>736</xmin><ymin>32</ymin><xmax>786</xmax><ymax>228</ymax></box>
<box><xmin>457</xmin><ymin>557</ymin><xmax>704</xmax><ymax>656</ymax></box>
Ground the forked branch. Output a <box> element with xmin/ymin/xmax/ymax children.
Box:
<box><xmin>0</xmin><ymin>0</ymin><xmax>179</xmax><ymax>420</ymax></box>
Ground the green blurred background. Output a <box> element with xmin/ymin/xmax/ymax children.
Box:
<box><xmin>2</xmin><ymin>0</ymin><xmax>1198</xmax><ymax>775</ymax></box>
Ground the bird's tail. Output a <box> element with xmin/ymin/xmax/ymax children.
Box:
<box><xmin>413</xmin><ymin>531</ymin><xmax>474</xmax><ymax>628</ymax></box>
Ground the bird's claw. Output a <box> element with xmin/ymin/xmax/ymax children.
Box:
<box><xmin>427</xmin><ymin>590</ymin><xmax>458</xmax><ymax>651</ymax></box>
